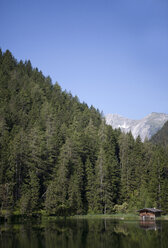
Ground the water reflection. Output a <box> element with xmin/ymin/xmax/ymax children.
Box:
<box><xmin>139</xmin><ymin>220</ymin><xmax>161</xmax><ymax>231</ymax></box>
<box><xmin>0</xmin><ymin>218</ymin><xmax>168</xmax><ymax>248</ymax></box>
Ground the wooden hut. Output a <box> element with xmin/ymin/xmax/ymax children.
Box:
<box><xmin>137</xmin><ymin>208</ymin><xmax>162</xmax><ymax>220</ymax></box>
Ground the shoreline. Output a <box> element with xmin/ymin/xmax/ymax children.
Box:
<box><xmin>1</xmin><ymin>211</ymin><xmax>168</xmax><ymax>223</ymax></box>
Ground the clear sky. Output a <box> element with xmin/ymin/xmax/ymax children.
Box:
<box><xmin>1</xmin><ymin>0</ymin><xmax>168</xmax><ymax>119</ymax></box>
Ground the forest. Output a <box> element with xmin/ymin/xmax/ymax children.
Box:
<box><xmin>0</xmin><ymin>49</ymin><xmax>168</xmax><ymax>216</ymax></box>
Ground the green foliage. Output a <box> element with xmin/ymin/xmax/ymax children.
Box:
<box><xmin>1</xmin><ymin>49</ymin><xmax>168</xmax><ymax>216</ymax></box>
<box><xmin>20</xmin><ymin>170</ymin><xmax>40</xmax><ymax>214</ymax></box>
<box><xmin>113</xmin><ymin>202</ymin><xmax>128</xmax><ymax>213</ymax></box>
<box><xmin>86</xmin><ymin>157</ymin><xmax>96</xmax><ymax>213</ymax></box>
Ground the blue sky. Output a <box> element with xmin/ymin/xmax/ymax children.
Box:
<box><xmin>1</xmin><ymin>0</ymin><xmax>168</xmax><ymax>119</ymax></box>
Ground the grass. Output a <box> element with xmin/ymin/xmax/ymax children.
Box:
<box><xmin>69</xmin><ymin>213</ymin><xmax>140</xmax><ymax>220</ymax></box>
<box><xmin>43</xmin><ymin>213</ymin><xmax>168</xmax><ymax>221</ymax></box>
<box><xmin>1</xmin><ymin>209</ymin><xmax>168</xmax><ymax>221</ymax></box>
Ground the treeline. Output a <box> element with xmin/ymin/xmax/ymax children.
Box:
<box><xmin>0</xmin><ymin>49</ymin><xmax>168</xmax><ymax>215</ymax></box>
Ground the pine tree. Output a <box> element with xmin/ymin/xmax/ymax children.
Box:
<box><xmin>148</xmin><ymin>146</ymin><xmax>168</xmax><ymax>210</ymax></box>
<box><xmin>45</xmin><ymin>137</ymin><xmax>79</xmax><ymax>215</ymax></box>
<box><xmin>85</xmin><ymin>157</ymin><xmax>96</xmax><ymax>213</ymax></box>
<box><xmin>20</xmin><ymin>170</ymin><xmax>40</xmax><ymax>214</ymax></box>
<box><xmin>119</xmin><ymin>132</ymin><xmax>135</xmax><ymax>202</ymax></box>
<box><xmin>103</xmin><ymin>125</ymin><xmax>120</xmax><ymax>213</ymax></box>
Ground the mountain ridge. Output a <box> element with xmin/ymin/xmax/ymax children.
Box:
<box><xmin>105</xmin><ymin>112</ymin><xmax>168</xmax><ymax>141</ymax></box>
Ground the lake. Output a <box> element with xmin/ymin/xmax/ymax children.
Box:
<box><xmin>0</xmin><ymin>218</ymin><xmax>168</xmax><ymax>248</ymax></box>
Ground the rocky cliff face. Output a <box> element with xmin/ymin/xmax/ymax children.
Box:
<box><xmin>105</xmin><ymin>112</ymin><xmax>168</xmax><ymax>141</ymax></box>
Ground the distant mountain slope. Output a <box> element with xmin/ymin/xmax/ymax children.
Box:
<box><xmin>105</xmin><ymin>112</ymin><xmax>168</xmax><ymax>141</ymax></box>
<box><xmin>150</xmin><ymin>120</ymin><xmax>168</xmax><ymax>146</ymax></box>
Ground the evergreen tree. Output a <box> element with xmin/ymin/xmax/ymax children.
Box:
<box><xmin>103</xmin><ymin>125</ymin><xmax>120</xmax><ymax>212</ymax></box>
<box><xmin>94</xmin><ymin>122</ymin><xmax>120</xmax><ymax>213</ymax></box>
<box><xmin>119</xmin><ymin>132</ymin><xmax>135</xmax><ymax>202</ymax></box>
<box><xmin>20</xmin><ymin>170</ymin><xmax>40</xmax><ymax>214</ymax></box>
<box><xmin>85</xmin><ymin>157</ymin><xmax>96</xmax><ymax>213</ymax></box>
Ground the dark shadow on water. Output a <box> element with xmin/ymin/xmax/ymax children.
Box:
<box><xmin>0</xmin><ymin>218</ymin><xmax>168</xmax><ymax>248</ymax></box>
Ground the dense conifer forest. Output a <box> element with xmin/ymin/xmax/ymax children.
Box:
<box><xmin>0</xmin><ymin>49</ymin><xmax>168</xmax><ymax>216</ymax></box>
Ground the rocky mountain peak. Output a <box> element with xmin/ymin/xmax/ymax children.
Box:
<box><xmin>105</xmin><ymin>112</ymin><xmax>168</xmax><ymax>141</ymax></box>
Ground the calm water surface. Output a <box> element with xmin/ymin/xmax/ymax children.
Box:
<box><xmin>0</xmin><ymin>218</ymin><xmax>168</xmax><ymax>248</ymax></box>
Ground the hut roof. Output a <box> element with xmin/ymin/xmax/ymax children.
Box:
<box><xmin>137</xmin><ymin>208</ymin><xmax>162</xmax><ymax>213</ymax></box>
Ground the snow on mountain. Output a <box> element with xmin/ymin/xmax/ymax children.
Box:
<box><xmin>105</xmin><ymin>112</ymin><xmax>168</xmax><ymax>141</ymax></box>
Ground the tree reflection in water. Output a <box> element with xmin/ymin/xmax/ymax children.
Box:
<box><xmin>0</xmin><ymin>219</ymin><xmax>168</xmax><ymax>248</ymax></box>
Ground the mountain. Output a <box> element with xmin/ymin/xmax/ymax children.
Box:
<box><xmin>105</xmin><ymin>112</ymin><xmax>168</xmax><ymax>141</ymax></box>
<box><xmin>150</xmin><ymin>120</ymin><xmax>168</xmax><ymax>146</ymax></box>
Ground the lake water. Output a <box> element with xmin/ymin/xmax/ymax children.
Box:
<box><xmin>0</xmin><ymin>218</ymin><xmax>168</xmax><ymax>248</ymax></box>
